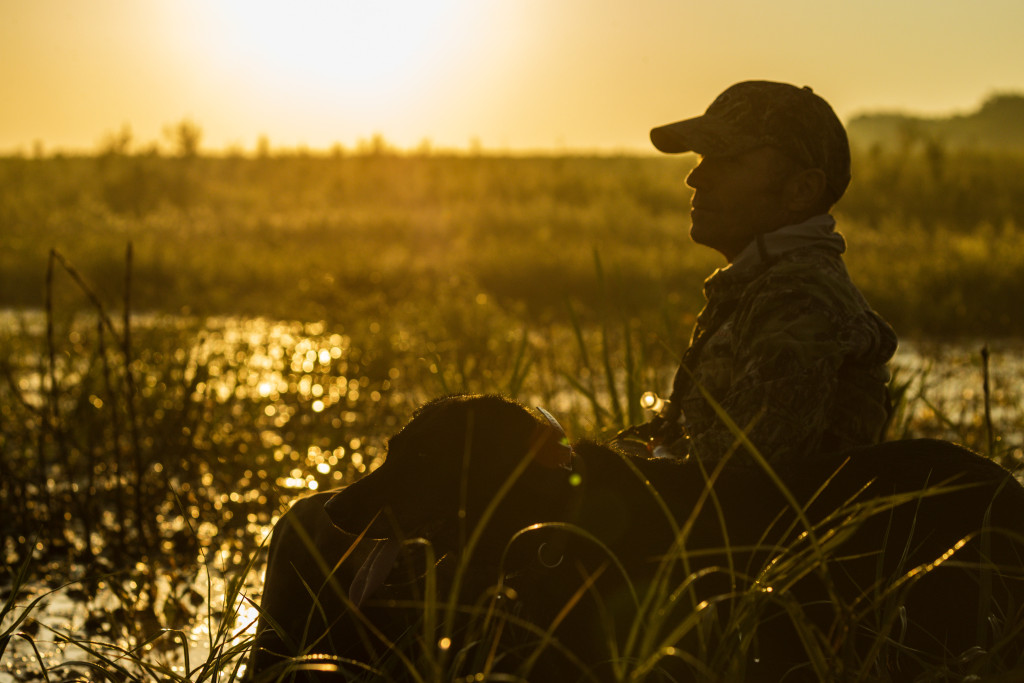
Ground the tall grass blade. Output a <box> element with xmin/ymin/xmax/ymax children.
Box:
<box><xmin>592</xmin><ymin>249</ymin><xmax>624</xmax><ymax>428</ymax></box>
<box><xmin>505</xmin><ymin>328</ymin><xmax>534</xmax><ymax>397</ymax></box>
<box><xmin>982</xmin><ymin>344</ymin><xmax>995</xmax><ymax>457</ymax></box>
<box><xmin>624</xmin><ymin>318</ymin><xmax>638</xmax><ymax>426</ymax></box>
<box><xmin>563</xmin><ymin>297</ymin><xmax>606</xmax><ymax>423</ymax></box>
<box><xmin>8</xmin><ymin>633</ymin><xmax>52</xmax><ymax>683</ymax></box>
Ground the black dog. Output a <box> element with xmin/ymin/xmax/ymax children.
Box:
<box><xmin>253</xmin><ymin>394</ymin><xmax>1024</xmax><ymax>681</ymax></box>
<box><xmin>248</xmin><ymin>492</ymin><xmax>427</xmax><ymax>679</ymax></box>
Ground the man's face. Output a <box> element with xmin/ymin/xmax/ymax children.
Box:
<box><xmin>685</xmin><ymin>145</ymin><xmax>797</xmax><ymax>261</ymax></box>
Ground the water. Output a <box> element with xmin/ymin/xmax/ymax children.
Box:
<box><xmin>1</xmin><ymin>311</ymin><xmax>417</xmax><ymax>680</ymax></box>
<box><xmin>891</xmin><ymin>338</ymin><xmax>1024</xmax><ymax>456</ymax></box>
<box><xmin>2</xmin><ymin>311</ymin><xmax>1022</xmax><ymax>680</ymax></box>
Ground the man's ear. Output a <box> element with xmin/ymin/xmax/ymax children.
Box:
<box><xmin>785</xmin><ymin>167</ymin><xmax>828</xmax><ymax>212</ymax></box>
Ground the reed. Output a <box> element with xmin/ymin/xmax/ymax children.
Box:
<box><xmin>3</xmin><ymin>241</ymin><xmax>1023</xmax><ymax>679</ymax></box>
<box><xmin>5</xmin><ymin>151</ymin><xmax>1024</xmax><ymax>338</ymax></box>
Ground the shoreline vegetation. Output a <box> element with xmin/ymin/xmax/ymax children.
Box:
<box><xmin>3</xmin><ymin>141</ymin><xmax>1024</xmax><ymax>337</ymax></box>
<box><xmin>3</xmin><ymin>137</ymin><xmax>1024</xmax><ymax>679</ymax></box>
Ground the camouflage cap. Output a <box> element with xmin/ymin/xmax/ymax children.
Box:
<box><xmin>650</xmin><ymin>81</ymin><xmax>851</xmax><ymax>202</ymax></box>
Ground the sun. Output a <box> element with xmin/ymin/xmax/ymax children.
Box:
<box><xmin>204</xmin><ymin>1</ymin><xmax>465</xmax><ymax>99</ymax></box>
<box><xmin>153</xmin><ymin>0</ymin><xmax>526</xmax><ymax>148</ymax></box>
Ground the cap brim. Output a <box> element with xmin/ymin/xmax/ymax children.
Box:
<box><xmin>650</xmin><ymin>115</ymin><xmax>753</xmax><ymax>156</ymax></box>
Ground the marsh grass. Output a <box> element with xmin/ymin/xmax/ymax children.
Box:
<box><xmin>3</xmin><ymin>362</ymin><xmax>1023</xmax><ymax>680</ymax></box>
<box><xmin>3</xmin><ymin>262</ymin><xmax>1023</xmax><ymax>680</ymax></box>
<box><xmin>0</xmin><ymin>534</ymin><xmax>261</xmax><ymax>683</ymax></box>
<box><xmin>4</xmin><ymin>251</ymin><xmax>1024</xmax><ymax>679</ymax></box>
<box><xmin>4</xmin><ymin>149</ymin><xmax>1024</xmax><ymax>679</ymax></box>
<box><xmin>5</xmin><ymin>150</ymin><xmax>1024</xmax><ymax>337</ymax></box>
<box><xmin>241</xmin><ymin>352</ymin><xmax>1022</xmax><ymax>681</ymax></box>
<box><xmin>240</xmin><ymin>396</ymin><xmax>1024</xmax><ymax>682</ymax></box>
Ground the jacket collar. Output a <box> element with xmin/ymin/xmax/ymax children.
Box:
<box><xmin>707</xmin><ymin>214</ymin><xmax>845</xmax><ymax>291</ymax></box>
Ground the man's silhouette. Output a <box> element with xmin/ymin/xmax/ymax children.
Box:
<box><xmin>623</xmin><ymin>81</ymin><xmax>897</xmax><ymax>465</ymax></box>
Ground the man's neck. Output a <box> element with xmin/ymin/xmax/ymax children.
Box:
<box><xmin>724</xmin><ymin>214</ymin><xmax>843</xmax><ymax>273</ymax></box>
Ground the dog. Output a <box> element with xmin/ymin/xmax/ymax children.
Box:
<box><xmin>251</xmin><ymin>394</ymin><xmax>1024</xmax><ymax>681</ymax></box>
<box><xmin>247</xmin><ymin>491</ymin><xmax>421</xmax><ymax>680</ymax></box>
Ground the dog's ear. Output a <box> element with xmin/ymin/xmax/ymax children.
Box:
<box><xmin>534</xmin><ymin>433</ymin><xmax>572</xmax><ymax>471</ymax></box>
<box><xmin>533</xmin><ymin>407</ymin><xmax>573</xmax><ymax>472</ymax></box>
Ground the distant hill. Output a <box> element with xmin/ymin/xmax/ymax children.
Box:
<box><xmin>847</xmin><ymin>93</ymin><xmax>1024</xmax><ymax>152</ymax></box>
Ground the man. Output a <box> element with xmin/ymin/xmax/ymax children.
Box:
<box><xmin>621</xmin><ymin>81</ymin><xmax>897</xmax><ymax>466</ymax></box>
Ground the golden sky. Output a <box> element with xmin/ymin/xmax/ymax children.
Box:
<box><xmin>3</xmin><ymin>0</ymin><xmax>1024</xmax><ymax>154</ymax></box>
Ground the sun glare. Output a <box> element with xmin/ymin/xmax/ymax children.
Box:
<box><xmin>205</xmin><ymin>1</ymin><xmax>465</xmax><ymax>99</ymax></box>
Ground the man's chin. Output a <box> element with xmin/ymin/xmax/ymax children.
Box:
<box><xmin>689</xmin><ymin>223</ymin><xmax>715</xmax><ymax>249</ymax></box>
<box><xmin>689</xmin><ymin>224</ymin><xmax>741</xmax><ymax>261</ymax></box>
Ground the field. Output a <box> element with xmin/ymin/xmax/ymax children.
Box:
<box><xmin>4</xmin><ymin>145</ymin><xmax>1024</xmax><ymax>335</ymax></box>
<box><xmin>2</xmin><ymin>147</ymin><xmax>1024</xmax><ymax>680</ymax></box>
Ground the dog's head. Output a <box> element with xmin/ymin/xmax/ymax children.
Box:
<box><xmin>325</xmin><ymin>394</ymin><xmax>573</xmax><ymax>549</ymax></box>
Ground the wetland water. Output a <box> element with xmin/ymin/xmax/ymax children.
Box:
<box><xmin>2</xmin><ymin>311</ymin><xmax>1023</xmax><ymax>680</ymax></box>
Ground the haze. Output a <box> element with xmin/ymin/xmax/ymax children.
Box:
<box><xmin>3</xmin><ymin>0</ymin><xmax>1024</xmax><ymax>154</ymax></box>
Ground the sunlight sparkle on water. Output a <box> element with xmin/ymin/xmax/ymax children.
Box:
<box><xmin>1</xmin><ymin>313</ymin><xmax>415</xmax><ymax>677</ymax></box>
<box><xmin>7</xmin><ymin>310</ymin><xmax>1023</xmax><ymax>678</ymax></box>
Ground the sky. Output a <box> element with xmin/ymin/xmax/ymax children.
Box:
<box><xmin>3</xmin><ymin>0</ymin><xmax>1024</xmax><ymax>154</ymax></box>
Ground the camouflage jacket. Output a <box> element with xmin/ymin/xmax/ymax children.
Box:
<box><xmin>663</xmin><ymin>215</ymin><xmax>898</xmax><ymax>466</ymax></box>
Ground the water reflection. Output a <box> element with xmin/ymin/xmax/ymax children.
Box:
<box><xmin>1</xmin><ymin>310</ymin><xmax>1023</xmax><ymax>679</ymax></box>
<box><xmin>175</xmin><ymin>316</ymin><xmax>397</xmax><ymax>490</ymax></box>
<box><xmin>0</xmin><ymin>312</ymin><xmax>415</xmax><ymax>679</ymax></box>
<box><xmin>891</xmin><ymin>339</ymin><xmax>1024</xmax><ymax>458</ymax></box>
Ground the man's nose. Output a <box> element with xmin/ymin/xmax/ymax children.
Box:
<box><xmin>685</xmin><ymin>163</ymin><xmax>703</xmax><ymax>190</ymax></box>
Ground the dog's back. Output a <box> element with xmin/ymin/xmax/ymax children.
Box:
<box><xmin>798</xmin><ymin>440</ymin><xmax>1024</xmax><ymax>674</ymax></box>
